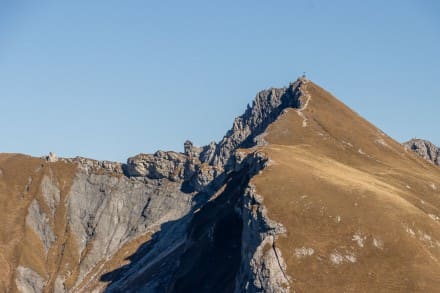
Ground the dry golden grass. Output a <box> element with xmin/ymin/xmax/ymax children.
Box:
<box><xmin>0</xmin><ymin>153</ymin><xmax>159</xmax><ymax>292</ymax></box>
<box><xmin>252</xmin><ymin>82</ymin><xmax>440</xmax><ymax>292</ymax></box>
<box><xmin>1</xmin><ymin>81</ymin><xmax>440</xmax><ymax>292</ymax></box>
<box><xmin>0</xmin><ymin>154</ymin><xmax>44</xmax><ymax>292</ymax></box>
<box><xmin>0</xmin><ymin>154</ymin><xmax>77</xmax><ymax>292</ymax></box>
<box><xmin>43</xmin><ymin>162</ymin><xmax>78</xmax><ymax>292</ymax></box>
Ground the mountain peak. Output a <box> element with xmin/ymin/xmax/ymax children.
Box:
<box><xmin>3</xmin><ymin>78</ymin><xmax>440</xmax><ymax>293</ymax></box>
<box><xmin>124</xmin><ymin>77</ymin><xmax>311</xmax><ymax>192</ymax></box>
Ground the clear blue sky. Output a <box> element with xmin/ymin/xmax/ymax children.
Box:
<box><xmin>1</xmin><ymin>0</ymin><xmax>439</xmax><ymax>162</ymax></box>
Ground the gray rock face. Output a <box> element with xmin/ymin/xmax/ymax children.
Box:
<box><xmin>19</xmin><ymin>77</ymin><xmax>309</xmax><ymax>292</ymax></box>
<box><xmin>76</xmin><ymin>79</ymin><xmax>307</xmax><ymax>291</ymax></box>
<box><xmin>235</xmin><ymin>185</ymin><xmax>290</xmax><ymax>293</ymax></box>
<box><xmin>69</xmin><ymin>157</ymin><xmax>124</xmax><ymax>174</ymax></box>
<box><xmin>103</xmin><ymin>150</ymin><xmax>271</xmax><ymax>293</ymax></box>
<box><xmin>67</xmin><ymin>171</ymin><xmax>193</xmax><ymax>289</ymax></box>
<box><xmin>103</xmin><ymin>211</ymin><xmax>193</xmax><ymax>292</ymax></box>
<box><xmin>41</xmin><ymin>175</ymin><xmax>60</xmax><ymax>217</ymax></box>
<box><xmin>102</xmin><ymin>148</ymin><xmax>289</xmax><ymax>292</ymax></box>
<box><xmin>15</xmin><ymin>266</ymin><xmax>46</xmax><ymax>293</ymax></box>
<box><xmin>211</xmin><ymin>78</ymin><xmax>306</xmax><ymax>168</ymax></box>
<box><xmin>183</xmin><ymin>140</ymin><xmax>202</xmax><ymax>159</ymax></box>
<box><xmin>124</xmin><ymin>78</ymin><xmax>307</xmax><ymax>192</ymax></box>
<box><xmin>25</xmin><ymin>200</ymin><xmax>56</xmax><ymax>254</ymax></box>
<box><xmin>404</xmin><ymin>139</ymin><xmax>440</xmax><ymax>165</ymax></box>
<box><xmin>124</xmin><ymin>151</ymin><xmax>188</xmax><ymax>181</ymax></box>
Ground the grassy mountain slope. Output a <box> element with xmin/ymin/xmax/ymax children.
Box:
<box><xmin>251</xmin><ymin>81</ymin><xmax>440</xmax><ymax>292</ymax></box>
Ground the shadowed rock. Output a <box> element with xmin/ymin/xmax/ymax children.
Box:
<box><xmin>404</xmin><ymin>138</ymin><xmax>440</xmax><ymax>165</ymax></box>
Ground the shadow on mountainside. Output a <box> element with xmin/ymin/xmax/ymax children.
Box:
<box><xmin>99</xmin><ymin>81</ymin><xmax>301</xmax><ymax>291</ymax></box>
<box><xmin>100</xmin><ymin>162</ymin><xmax>263</xmax><ymax>293</ymax></box>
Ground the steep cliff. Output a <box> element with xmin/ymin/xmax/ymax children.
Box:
<box><xmin>1</xmin><ymin>77</ymin><xmax>440</xmax><ymax>292</ymax></box>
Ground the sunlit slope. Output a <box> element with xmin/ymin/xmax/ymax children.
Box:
<box><xmin>0</xmin><ymin>154</ymin><xmax>78</xmax><ymax>292</ymax></box>
<box><xmin>252</xmin><ymin>82</ymin><xmax>440</xmax><ymax>292</ymax></box>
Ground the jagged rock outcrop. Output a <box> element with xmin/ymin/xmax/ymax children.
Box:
<box><xmin>124</xmin><ymin>77</ymin><xmax>309</xmax><ymax>191</ymax></box>
<box><xmin>3</xmin><ymin>78</ymin><xmax>311</xmax><ymax>292</ymax></box>
<box><xmin>124</xmin><ymin>151</ymin><xmax>187</xmax><ymax>180</ymax></box>
<box><xmin>404</xmin><ymin>139</ymin><xmax>440</xmax><ymax>165</ymax></box>
<box><xmin>211</xmin><ymin>78</ymin><xmax>307</xmax><ymax>168</ymax></box>
<box><xmin>8</xmin><ymin>76</ymin><xmax>439</xmax><ymax>292</ymax></box>
<box><xmin>69</xmin><ymin>157</ymin><xmax>124</xmax><ymax>174</ymax></box>
<box><xmin>71</xmin><ymin>79</ymin><xmax>310</xmax><ymax>291</ymax></box>
<box><xmin>25</xmin><ymin>200</ymin><xmax>56</xmax><ymax>254</ymax></box>
<box><xmin>103</xmin><ymin>150</ymin><xmax>275</xmax><ymax>292</ymax></box>
<box><xmin>236</xmin><ymin>185</ymin><xmax>290</xmax><ymax>293</ymax></box>
<box><xmin>41</xmin><ymin>174</ymin><xmax>61</xmax><ymax>217</ymax></box>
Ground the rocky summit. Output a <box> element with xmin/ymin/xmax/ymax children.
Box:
<box><xmin>1</xmin><ymin>77</ymin><xmax>440</xmax><ymax>293</ymax></box>
<box><xmin>404</xmin><ymin>139</ymin><xmax>440</xmax><ymax>166</ymax></box>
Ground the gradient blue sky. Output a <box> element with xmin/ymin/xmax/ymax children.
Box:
<box><xmin>1</xmin><ymin>0</ymin><xmax>439</xmax><ymax>162</ymax></box>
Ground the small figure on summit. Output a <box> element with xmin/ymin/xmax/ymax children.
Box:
<box><xmin>300</xmin><ymin>72</ymin><xmax>309</xmax><ymax>83</ymax></box>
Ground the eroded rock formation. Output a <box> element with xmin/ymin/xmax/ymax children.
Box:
<box><xmin>3</xmin><ymin>77</ymin><xmax>440</xmax><ymax>293</ymax></box>
<box><xmin>404</xmin><ymin>138</ymin><xmax>440</xmax><ymax>165</ymax></box>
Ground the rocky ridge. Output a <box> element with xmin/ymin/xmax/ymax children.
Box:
<box><xmin>90</xmin><ymin>78</ymin><xmax>311</xmax><ymax>292</ymax></box>
<box><xmin>123</xmin><ymin>77</ymin><xmax>308</xmax><ymax>191</ymax></box>
<box><xmin>10</xmin><ymin>77</ymin><xmax>310</xmax><ymax>293</ymax></box>
<box><xmin>6</xmin><ymin>76</ymin><xmax>439</xmax><ymax>293</ymax></box>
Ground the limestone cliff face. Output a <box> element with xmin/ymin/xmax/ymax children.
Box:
<box><xmin>3</xmin><ymin>78</ymin><xmax>310</xmax><ymax>293</ymax></box>
<box><xmin>1</xmin><ymin>155</ymin><xmax>194</xmax><ymax>293</ymax></box>
<box><xmin>3</xmin><ymin>77</ymin><xmax>440</xmax><ymax>293</ymax></box>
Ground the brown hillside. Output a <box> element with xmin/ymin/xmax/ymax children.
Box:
<box><xmin>251</xmin><ymin>81</ymin><xmax>440</xmax><ymax>292</ymax></box>
<box><xmin>0</xmin><ymin>154</ymin><xmax>77</xmax><ymax>292</ymax></box>
<box><xmin>1</xmin><ymin>79</ymin><xmax>439</xmax><ymax>292</ymax></box>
